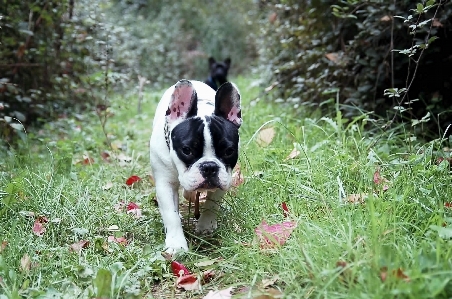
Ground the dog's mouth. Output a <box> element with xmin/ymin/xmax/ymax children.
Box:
<box><xmin>196</xmin><ymin>180</ymin><xmax>222</xmax><ymax>191</ymax></box>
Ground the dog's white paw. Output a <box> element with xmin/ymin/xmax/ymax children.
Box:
<box><xmin>165</xmin><ymin>237</ymin><xmax>188</xmax><ymax>254</ymax></box>
<box><xmin>196</xmin><ymin>214</ymin><xmax>218</xmax><ymax>234</ymax></box>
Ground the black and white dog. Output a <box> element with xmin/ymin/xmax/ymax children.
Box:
<box><xmin>149</xmin><ymin>79</ymin><xmax>241</xmax><ymax>253</ymax></box>
<box><xmin>204</xmin><ymin>57</ymin><xmax>231</xmax><ymax>91</ymax></box>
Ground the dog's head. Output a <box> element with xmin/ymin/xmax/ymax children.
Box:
<box><xmin>208</xmin><ymin>57</ymin><xmax>231</xmax><ymax>85</ymax></box>
<box><xmin>165</xmin><ymin>80</ymin><xmax>241</xmax><ymax>192</ymax></box>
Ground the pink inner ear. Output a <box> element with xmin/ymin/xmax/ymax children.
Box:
<box><xmin>227</xmin><ymin>105</ymin><xmax>242</xmax><ymax>126</ymax></box>
<box><xmin>167</xmin><ymin>84</ymin><xmax>195</xmax><ymax>121</ymax></box>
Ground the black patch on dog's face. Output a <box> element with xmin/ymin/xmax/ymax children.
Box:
<box><xmin>206</xmin><ymin>115</ymin><xmax>239</xmax><ymax>169</ymax></box>
<box><xmin>171</xmin><ymin>118</ymin><xmax>205</xmax><ymax>168</ymax></box>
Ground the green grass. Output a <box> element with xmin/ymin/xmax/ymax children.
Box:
<box><xmin>1</xmin><ymin>76</ymin><xmax>452</xmax><ymax>298</ymax></box>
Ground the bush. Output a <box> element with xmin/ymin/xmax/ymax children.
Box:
<box><xmin>260</xmin><ymin>0</ymin><xmax>452</xmax><ymax>138</ymax></box>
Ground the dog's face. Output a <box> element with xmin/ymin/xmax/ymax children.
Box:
<box><xmin>209</xmin><ymin>57</ymin><xmax>231</xmax><ymax>84</ymax></box>
<box><xmin>166</xmin><ymin>81</ymin><xmax>241</xmax><ymax>192</ymax></box>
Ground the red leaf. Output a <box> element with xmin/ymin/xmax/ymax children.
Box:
<box><xmin>445</xmin><ymin>202</ymin><xmax>452</xmax><ymax>208</ymax></box>
<box><xmin>125</xmin><ymin>175</ymin><xmax>141</xmax><ymax>186</ymax></box>
<box><xmin>394</xmin><ymin>268</ymin><xmax>410</xmax><ymax>282</ymax></box>
<box><xmin>70</xmin><ymin>240</ymin><xmax>90</xmax><ymax>253</ymax></box>
<box><xmin>171</xmin><ymin>260</ymin><xmax>191</xmax><ymax>277</ymax></box>
<box><xmin>126</xmin><ymin>202</ymin><xmax>140</xmax><ymax>211</ymax></box>
<box><xmin>32</xmin><ymin>221</ymin><xmax>46</xmax><ymax>236</ymax></box>
<box><xmin>176</xmin><ymin>273</ymin><xmax>199</xmax><ymax>290</ymax></box>
<box><xmin>373</xmin><ymin>168</ymin><xmax>382</xmax><ymax>184</ymax></box>
<box><xmin>32</xmin><ymin>216</ymin><xmax>48</xmax><ymax>236</ymax></box>
<box><xmin>281</xmin><ymin>202</ymin><xmax>289</xmax><ymax>218</ymax></box>
<box><xmin>126</xmin><ymin>202</ymin><xmax>142</xmax><ymax>218</ymax></box>
<box><xmin>100</xmin><ymin>151</ymin><xmax>111</xmax><ymax>162</ymax></box>
<box><xmin>82</xmin><ymin>156</ymin><xmax>94</xmax><ymax>165</ymax></box>
<box><xmin>255</xmin><ymin>220</ymin><xmax>297</xmax><ymax>249</ymax></box>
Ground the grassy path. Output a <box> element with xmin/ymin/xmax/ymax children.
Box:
<box><xmin>1</xmin><ymin>76</ymin><xmax>452</xmax><ymax>298</ymax></box>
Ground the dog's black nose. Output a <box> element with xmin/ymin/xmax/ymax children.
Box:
<box><xmin>199</xmin><ymin>161</ymin><xmax>219</xmax><ymax>178</ymax></box>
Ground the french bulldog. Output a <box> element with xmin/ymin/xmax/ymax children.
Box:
<box><xmin>149</xmin><ymin>79</ymin><xmax>242</xmax><ymax>253</ymax></box>
<box><xmin>204</xmin><ymin>57</ymin><xmax>231</xmax><ymax>91</ymax></box>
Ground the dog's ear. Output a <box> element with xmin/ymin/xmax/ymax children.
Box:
<box><xmin>166</xmin><ymin>80</ymin><xmax>197</xmax><ymax>124</ymax></box>
<box><xmin>208</xmin><ymin>57</ymin><xmax>216</xmax><ymax>67</ymax></box>
<box><xmin>224</xmin><ymin>58</ymin><xmax>231</xmax><ymax>69</ymax></box>
<box><xmin>215</xmin><ymin>82</ymin><xmax>241</xmax><ymax>128</ymax></box>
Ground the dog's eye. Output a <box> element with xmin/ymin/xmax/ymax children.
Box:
<box><xmin>182</xmin><ymin>146</ymin><xmax>192</xmax><ymax>156</ymax></box>
<box><xmin>224</xmin><ymin>148</ymin><xmax>234</xmax><ymax>157</ymax></box>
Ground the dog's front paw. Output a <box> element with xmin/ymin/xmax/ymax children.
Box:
<box><xmin>196</xmin><ymin>214</ymin><xmax>218</xmax><ymax>234</ymax></box>
<box><xmin>165</xmin><ymin>237</ymin><xmax>188</xmax><ymax>254</ymax></box>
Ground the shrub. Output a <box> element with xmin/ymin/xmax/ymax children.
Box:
<box><xmin>260</xmin><ymin>0</ymin><xmax>452</xmax><ymax>138</ymax></box>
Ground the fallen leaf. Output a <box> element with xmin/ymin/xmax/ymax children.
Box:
<box><xmin>20</xmin><ymin>254</ymin><xmax>31</xmax><ymax>272</ymax></box>
<box><xmin>0</xmin><ymin>241</ymin><xmax>7</xmax><ymax>253</ymax></box>
<box><xmin>257</xmin><ymin>127</ymin><xmax>275</xmax><ymax>147</ymax></box>
<box><xmin>344</xmin><ymin>193</ymin><xmax>368</xmax><ymax>204</ymax></box>
<box><xmin>262</xmin><ymin>275</ymin><xmax>280</xmax><ymax>288</ymax></box>
<box><xmin>284</xmin><ymin>147</ymin><xmax>300</xmax><ymax>160</ymax></box>
<box><xmin>195</xmin><ymin>258</ymin><xmax>219</xmax><ymax>268</ymax></box>
<box><xmin>111</xmin><ymin>140</ymin><xmax>124</xmax><ymax>151</ymax></box>
<box><xmin>445</xmin><ymin>202</ymin><xmax>452</xmax><ymax>208</ymax></box>
<box><xmin>176</xmin><ymin>273</ymin><xmax>199</xmax><ymax>291</ymax></box>
<box><xmin>107</xmin><ymin>225</ymin><xmax>120</xmax><ymax>231</ymax></box>
<box><xmin>433</xmin><ymin>18</ymin><xmax>443</xmax><ymax>27</ymax></box>
<box><xmin>70</xmin><ymin>240</ymin><xmax>90</xmax><ymax>253</ymax></box>
<box><xmin>126</xmin><ymin>202</ymin><xmax>142</xmax><ymax>218</ymax></box>
<box><xmin>394</xmin><ymin>268</ymin><xmax>410</xmax><ymax>282</ymax></box>
<box><xmin>82</xmin><ymin>155</ymin><xmax>94</xmax><ymax>165</ymax></box>
<box><xmin>380</xmin><ymin>267</ymin><xmax>410</xmax><ymax>282</ymax></box>
<box><xmin>171</xmin><ymin>260</ymin><xmax>191</xmax><ymax>277</ymax></box>
<box><xmin>107</xmin><ymin>236</ymin><xmax>127</xmax><ymax>246</ymax></box>
<box><xmin>373</xmin><ymin>168</ymin><xmax>390</xmax><ymax>191</ymax></box>
<box><xmin>113</xmin><ymin>202</ymin><xmax>125</xmax><ymax>212</ymax></box>
<box><xmin>380</xmin><ymin>15</ymin><xmax>392</xmax><ymax>21</ymax></box>
<box><xmin>100</xmin><ymin>151</ymin><xmax>111</xmax><ymax>162</ymax></box>
<box><xmin>202</xmin><ymin>287</ymin><xmax>234</xmax><ymax>299</ymax></box>
<box><xmin>32</xmin><ymin>216</ymin><xmax>48</xmax><ymax>236</ymax></box>
<box><xmin>102</xmin><ymin>182</ymin><xmax>113</xmax><ymax>190</ymax></box>
<box><xmin>325</xmin><ymin>53</ymin><xmax>339</xmax><ymax>63</ymax></box>
<box><xmin>232</xmin><ymin>164</ymin><xmax>244</xmax><ymax>187</ymax></box>
<box><xmin>281</xmin><ymin>202</ymin><xmax>289</xmax><ymax>218</ymax></box>
<box><xmin>125</xmin><ymin>175</ymin><xmax>141</xmax><ymax>186</ymax></box>
<box><xmin>255</xmin><ymin>220</ymin><xmax>297</xmax><ymax>249</ymax></box>
<box><xmin>437</xmin><ymin>157</ymin><xmax>452</xmax><ymax>165</ymax></box>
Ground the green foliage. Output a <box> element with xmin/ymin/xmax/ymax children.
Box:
<box><xmin>105</xmin><ymin>0</ymin><xmax>259</xmax><ymax>88</ymax></box>
<box><xmin>260</xmin><ymin>0</ymin><xmax>452</xmax><ymax>138</ymax></box>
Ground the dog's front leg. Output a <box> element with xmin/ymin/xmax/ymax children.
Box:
<box><xmin>196</xmin><ymin>190</ymin><xmax>225</xmax><ymax>233</ymax></box>
<box><xmin>155</xmin><ymin>182</ymin><xmax>188</xmax><ymax>253</ymax></box>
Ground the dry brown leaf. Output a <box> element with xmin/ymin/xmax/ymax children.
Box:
<box><xmin>70</xmin><ymin>240</ymin><xmax>90</xmax><ymax>253</ymax></box>
<box><xmin>264</xmin><ymin>82</ymin><xmax>279</xmax><ymax>92</ymax></box>
<box><xmin>433</xmin><ymin>18</ymin><xmax>443</xmax><ymax>27</ymax></box>
<box><xmin>380</xmin><ymin>15</ymin><xmax>392</xmax><ymax>21</ymax></box>
<box><xmin>344</xmin><ymin>193</ymin><xmax>368</xmax><ymax>204</ymax></box>
<box><xmin>284</xmin><ymin>148</ymin><xmax>300</xmax><ymax>160</ymax></box>
<box><xmin>102</xmin><ymin>182</ymin><xmax>113</xmax><ymax>190</ymax></box>
<box><xmin>20</xmin><ymin>254</ymin><xmax>31</xmax><ymax>272</ymax></box>
<box><xmin>257</xmin><ymin>127</ymin><xmax>275</xmax><ymax>147</ymax></box>
<box><xmin>325</xmin><ymin>53</ymin><xmax>339</xmax><ymax>63</ymax></box>
<box><xmin>0</xmin><ymin>241</ymin><xmax>7</xmax><ymax>253</ymax></box>
<box><xmin>261</xmin><ymin>275</ymin><xmax>280</xmax><ymax>288</ymax></box>
<box><xmin>232</xmin><ymin>164</ymin><xmax>244</xmax><ymax>187</ymax></box>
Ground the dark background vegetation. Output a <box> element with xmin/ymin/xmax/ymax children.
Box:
<box><xmin>1</xmin><ymin>0</ymin><xmax>452</xmax><ymax>141</ymax></box>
